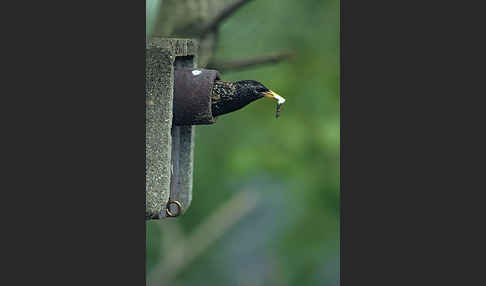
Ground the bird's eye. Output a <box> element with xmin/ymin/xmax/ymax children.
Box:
<box><xmin>256</xmin><ymin>87</ymin><xmax>267</xmax><ymax>92</ymax></box>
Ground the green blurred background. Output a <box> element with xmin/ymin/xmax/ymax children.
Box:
<box><xmin>147</xmin><ymin>0</ymin><xmax>339</xmax><ymax>285</ymax></box>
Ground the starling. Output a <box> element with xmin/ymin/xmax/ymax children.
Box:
<box><xmin>211</xmin><ymin>79</ymin><xmax>285</xmax><ymax>118</ymax></box>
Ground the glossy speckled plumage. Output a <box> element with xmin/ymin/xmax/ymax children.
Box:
<box><xmin>211</xmin><ymin>80</ymin><xmax>270</xmax><ymax>117</ymax></box>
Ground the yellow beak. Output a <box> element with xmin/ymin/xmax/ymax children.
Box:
<box><xmin>264</xmin><ymin>90</ymin><xmax>286</xmax><ymax>104</ymax></box>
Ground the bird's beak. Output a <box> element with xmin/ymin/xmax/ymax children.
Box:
<box><xmin>263</xmin><ymin>90</ymin><xmax>286</xmax><ymax>104</ymax></box>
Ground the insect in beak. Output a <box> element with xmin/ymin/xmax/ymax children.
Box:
<box><xmin>263</xmin><ymin>90</ymin><xmax>286</xmax><ymax>118</ymax></box>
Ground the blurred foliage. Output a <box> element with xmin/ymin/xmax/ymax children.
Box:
<box><xmin>147</xmin><ymin>0</ymin><xmax>340</xmax><ymax>285</ymax></box>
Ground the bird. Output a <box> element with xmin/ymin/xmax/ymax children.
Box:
<box><xmin>210</xmin><ymin>79</ymin><xmax>285</xmax><ymax>118</ymax></box>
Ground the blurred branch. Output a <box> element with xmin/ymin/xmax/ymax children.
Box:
<box><xmin>199</xmin><ymin>0</ymin><xmax>255</xmax><ymax>37</ymax></box>
<box><xmin>207</xmin><ymin>52</ymin><xmax>295</xmax><ymax>72</ymax></box>
<box><xmin>148</xmin><ymin>190</ymin><xmax>260</xmax><ymax>286</ymax></box>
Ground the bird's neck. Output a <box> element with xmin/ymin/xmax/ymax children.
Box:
<box><xmin>211</xmin><ymin>80</ymin><xmax>261</xmax><ymax>117</ymax></box>
<box><xmin>212</xmin><ymin>80</ymin><xmax>236</xmax><ymax>101</ymax></box>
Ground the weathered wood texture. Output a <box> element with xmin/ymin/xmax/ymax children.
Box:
<box><xmin>145</xmin><ymin>38</ymin><xmax>197</xmax><ymax>219</ymax></box>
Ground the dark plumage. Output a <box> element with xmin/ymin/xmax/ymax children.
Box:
<box><xmin>211</xmin><ymin>80</ymin><xmax>281</xmax><ymax>117</ymax></box>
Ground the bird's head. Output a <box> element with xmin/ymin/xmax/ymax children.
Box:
<box><xmin>211</xmin><ymin>79</ymin><xmax>286</xmax><ymax>118</ymax></box>
<box><xmin>235</xmin><ymin>80</ymin><xmax>284</xmax><ymax>104</ymax></box>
